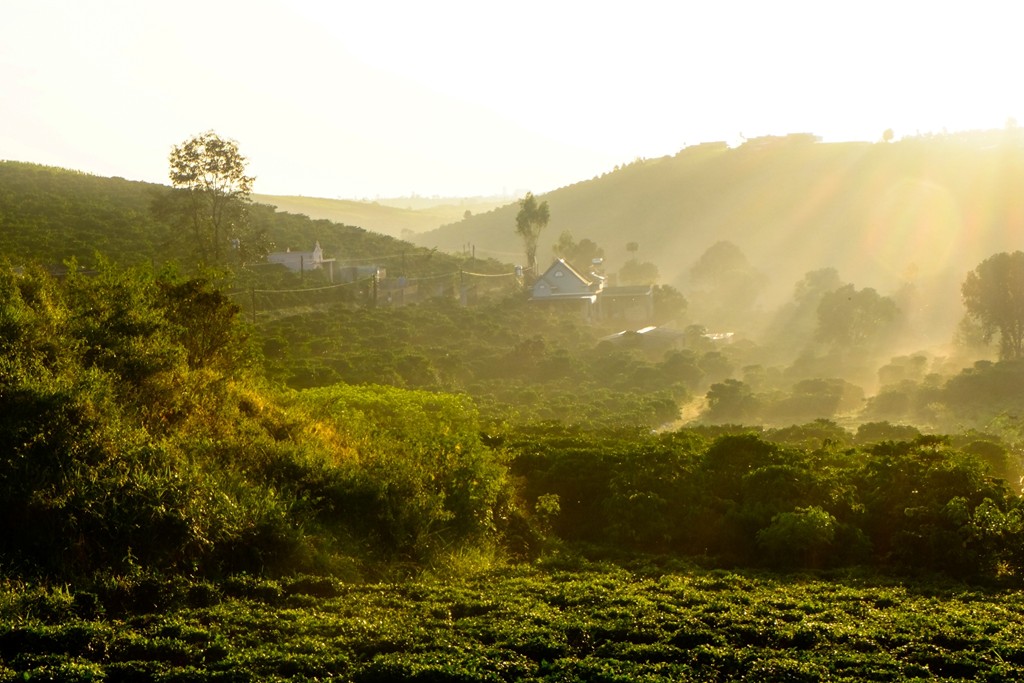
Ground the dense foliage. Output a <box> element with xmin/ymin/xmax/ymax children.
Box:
<box><xmin>5</xmin><ymin>563</ymin><xmax>1024</xmax><ymax>682</ymax></box>
<box><xmin>7</xmin><ymin>152</ymin><xmax>1024</xmax><ymax>679</ymax></box>
<box><xmin>0</xmin><ymin>264</ymin><xmax>512</xmax><ymax>578</ymax></box>
<box><xmin>4</xmin><ymin>263</ymin><xmax>1024</xmax><ymax>584</ymax></box>
<box><xmin>0</xmin><ymin>163</ymin><xmax>169</xmax><ymax>267</ymax></box>
<box><xmin>252</xmin><ymin>284</ymin><xmax>1024</xmax><ymax>440</ymax></box>
<box><xmin>502</xmin><ymin>423</ymin><xmax>1023</xmax><ymax>581</ymax></box>
<box><xmin>258</xmin><ymin>295</ymin><xmax>688</xmax><ymax>428</ymax></box>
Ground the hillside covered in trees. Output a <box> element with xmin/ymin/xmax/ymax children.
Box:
<box><xmin>4</xmin><ymin>263</ymin><xmax>1024</xmax><ymax>584</ymax></box>
<box><xmin>0</xmin><ymin>161</ymin><xmax>470</xmax><ymax>280</ymax></box>
<box><xmin>4</xmin><ymin>144</ymin><xmax>1024</xmax><ymax>573</ymax></box>
<box><xmin>417</xmin><ymin>130</ymin><xmax>1024</xmax><ymax>341</ymax></box>
<box><xmin>7</xmin><ymin>142</ymin><xmax>1024</xmax><ymax>679</ymax></box>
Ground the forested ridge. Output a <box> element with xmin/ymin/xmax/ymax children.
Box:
<box><xmin>5</xmin><ymin>152</ymin><xmax>1024</xmax><ymax>680</ymax></box>
<box><xmin>0</xmin><ymin>161</ymin><xmax>467</xmax><ymax>278</ymax></box>
<box><xmin>418</xmin><ymin>130</ymin><xmax>1024</xmax><ymax>329</ymax></box>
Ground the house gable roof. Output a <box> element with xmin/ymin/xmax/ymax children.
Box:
<box><xmin>531</xmin><ymin>258</ymin><xmax>606</xmax><ymax>297</ymax></box>
<box><xmin>541</xmin><ymin>258</ymin><xmax>592</xmax><ymax>286</ymax></box>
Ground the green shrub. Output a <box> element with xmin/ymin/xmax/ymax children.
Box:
<box><xmin>290</xmin><ymin>384</ymin><xmax>512</xmax><ymax>563</ymax></box>
<box><xmin>756</xmin><ymin>506</ymin><xmax>837</xmax><ymax>568</ymax></box>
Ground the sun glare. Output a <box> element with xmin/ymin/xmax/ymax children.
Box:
<box><xmin>866</xmin><ymin>178</ymin><xmax>963</xmax><ymax>282</ymax></box>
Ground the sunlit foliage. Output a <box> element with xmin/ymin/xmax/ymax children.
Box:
<box><xmin>0</xmin><ymin>265</ymin><xmax>512</xmax><ymax>577</ymax></box>
<box><xmin>962</xmin><ymin>251</ymin><xmax>1024</xmax><ymax>360</ymax></box>
<box><xmin>166</xmin><ymin>131</ymin><xmax>259</xmax><ymax>267</ymax></box>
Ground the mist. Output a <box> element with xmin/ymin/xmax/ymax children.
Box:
<box><xmin>412</xmin><ymin>129</ymin><xmax>1024</xmax><ymax>432</ymax></box>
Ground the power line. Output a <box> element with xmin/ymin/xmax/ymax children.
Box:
<box><xmin>252</xmin><ymin>277</ymin><xmax>372</xmax><ymax>295</ymax></box>
<box><xmin>462</xmin><ymin>270</ymin><xmax>517</xmax><ymax>278</ymax></box>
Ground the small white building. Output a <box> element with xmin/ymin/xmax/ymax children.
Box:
<box><xmin>267</xmin><ymin>241</ymin><xmax>336</xmax><ymax>280</ymax></box>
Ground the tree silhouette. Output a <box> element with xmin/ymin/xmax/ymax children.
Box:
<box><xmin>815</xmin><ymin>284</ymin><xmax>899</xmax><ymax>348</ymax></box>
<box><xmin>168</xmin><ymin>131</ymin><xmax>255</xmax><ymax>266</ymax></box>
<box><xmin>553</xmin><ymin>230</ymin><xmax>603</xmax><ymax>269</ymax></box>
<box><xmin>515</xmin><ymin>192</ymin><xmax>550</xmax><ymax>275</ymax></box>
<box><xmin>962</xmin><ymin>251</ymin><xmax>1024</xmax><ymax>360</ymax></box>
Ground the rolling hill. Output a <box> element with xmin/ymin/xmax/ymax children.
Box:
<box><xmin>413</xmin><ymin>130</ymin><xmax>1024</xmax><ymax>322</ymax></box>
<box><xmin>0</xmin><ymin>161</ymin><xmax>468</xmax><ymax>279</ymax></box>
<box><xmin>252</xmin><ymin>193</ymin><xmax>509</xmax><ymax>239</ymax></box>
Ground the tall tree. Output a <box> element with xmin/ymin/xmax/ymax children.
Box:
<box><xmin>688</xmin><ymin>241</ymin><xmax>764</xmax><ymax>327</ymax></box>
<box><xmin>552</xmin><ymin>230</ymin><xmax>603</xmax><ymax>268</ymax></box>
<box><xmin>962</xmin><ymin>251</ymin><xmax>1024</xmax><ymax>360</ymax></box>
<box><xmin>515</xmin><ymin>192</ymin><xmax>550</xmax><ymax>274</ymax></box>
<box><xmin>168</xmin><ymin>131</ymin><xmax>255</xmax><ymax>267</ymax></box>
<box><xmin>618</xmin><ymin>259</ymin><xmax>660</xmax><ymax>285</ymax></box>
<box><xmin>815</xmin><ymin>284</ymin><xmax>899</xmax><ymax>348</ymax></box>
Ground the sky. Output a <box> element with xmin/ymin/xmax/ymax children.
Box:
<box><xmin>2</xmin><ymin>0</ymin><xmax>1022</xmax><ymax>199</ymax></box>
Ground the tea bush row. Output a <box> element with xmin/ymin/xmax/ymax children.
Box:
<box><xmin>4</xmin><ymin>564</ymin><xmax>1024</xmax><ymax>681</ymax></box>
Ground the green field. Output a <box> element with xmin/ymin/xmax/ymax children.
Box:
<box><xmin>4</xmin><ymin>561</ymin><xmax>1024</xmax><ymax>682</ymax></box>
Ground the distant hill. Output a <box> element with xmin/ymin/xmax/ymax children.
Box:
<box><xmin>0</xmin><ymin>161</ymin><xmax>466</xmax><ymax>278</ymax></box>
<box><xmin>253</xmin><ymin>194</ymin><xmax>509</xmax><ymax>240</ymax></box>
<box><xmin>414</xmin><ymin>131</ymin><xmax>1024</xmax><ymax>314</ymax></box>
<box><xmin>0</xmin><ymin>161</ymin><xmax>172</xmax><ymax>267</ymax></box>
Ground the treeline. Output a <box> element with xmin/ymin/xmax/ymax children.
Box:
<box><xmin>3</xmin><ymin>263</ymin><xmax>1024</xmax><ymax>583</ymax></box>
<box><xmin>503</xmin><ymin>422</ymin><xmax>1022</xmax><ymax>580</ymax></box>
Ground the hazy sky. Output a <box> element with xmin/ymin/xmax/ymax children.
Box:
<box><xmin>3</xmin><ymin>0</ymin><xmax>1021</xmax><ymax>199</ymax></box>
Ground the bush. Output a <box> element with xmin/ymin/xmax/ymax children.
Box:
<box><xmin>756</xmin><ymin>506</ymin><xmax>837</xmax><ymax>569</ymax></box>
<box><xmin>291</xmin><ymin>384</ymin><xmax>512</xmax><ymax>563</ymax></box>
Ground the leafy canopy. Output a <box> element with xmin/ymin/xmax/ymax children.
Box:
<box><xmin>168</xmin><ymin>131</ymin><xmax>258</xmax><ymax>267</ymax></box>
<box><xmin>962</xmin><ymin>251</ymin><xmax>1024</xmax><ymax>360</ymax></box>
<box><xmin>515</xmin><ymin>191</ymin><xmax>550</xmax><ymax>273</ymax></box>
<box><xmin>552</xmin><ymin>230</ymin><xmax>603</xmax><ymax>270</ymax></box>
<box><xmin>816</xmin><ymin>284</ymin><xmax>899</xmax><ymax>348</ymax></box>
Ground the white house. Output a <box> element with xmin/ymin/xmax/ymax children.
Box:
<box><xmin>530</xmin><ymin>258</ymin><xmax>605</xmax><ymax>319</ymax></box>
<box><xmin>531</xmin><ymin>259</ymin><xmax>658</xmax><ymax>324</ymax></box>
<box><xmin>267</xmin><ymin>241</ymin><xmax>336</xmax><ymax>280</ymax></box>
<box><xmin>531</xmin><ymin>259</ymin><xmax>604</xmax><ymax>300</ymax></box>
